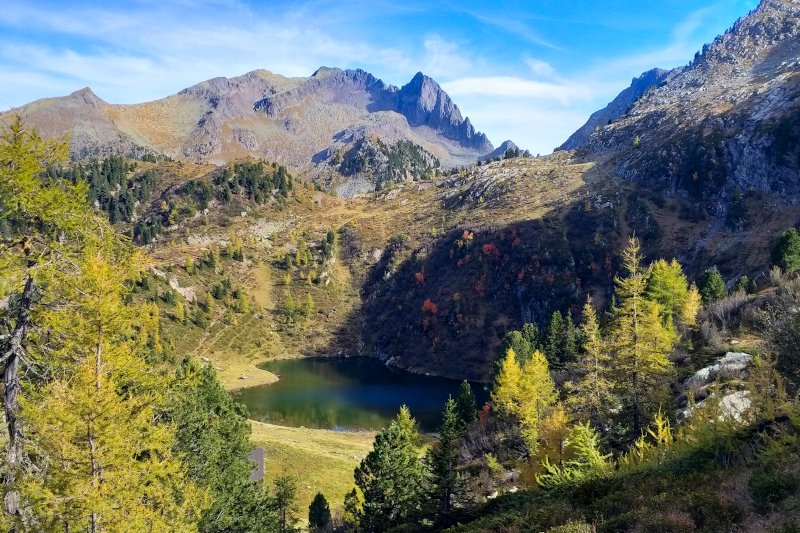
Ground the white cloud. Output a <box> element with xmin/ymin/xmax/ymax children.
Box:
<box><xmin>421</xmin><ymin>35</ymin><xmax>473</xmax><ymax>79</ymax></box>
<box><xmin>524</xmin><ymin>58</ymin><xmax>557</xmax><ymax>79</ymax></box>
<box><xmin>444</xmin><ymin>76</ymin><xmax>593</xmax><ymax>106</ymax></box>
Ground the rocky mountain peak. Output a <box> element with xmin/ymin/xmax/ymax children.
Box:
<box><xmin>69</xmin><ymin>87</ymin><xmax>104</xmax><ymax>108</ymax></box>
<box><xmin>567</xmin><ymin>0</ymin><xmax>800</xmax><ymax>215</ymax></box>
<box><xmin>396</xmin><ymin>72</ymin><xmax>491</xmax><ymax>151</ymax></box>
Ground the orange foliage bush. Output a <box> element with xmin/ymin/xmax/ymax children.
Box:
<box><xmin>422</xmin><ymin>298</ymin><xmax>438</xmax><ymax>314</ymax></box>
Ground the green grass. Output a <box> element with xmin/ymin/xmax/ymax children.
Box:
<box><xmin>249</xmin><ymin>422</ymin><xmax>376</xmax><ymax>520</ymax></box>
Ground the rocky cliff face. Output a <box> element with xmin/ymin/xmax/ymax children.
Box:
<box><xmin>559</xmin><ymin>68</ymin><xmax>673</xmax><ymax>151</ymax></box>
<box><xmin>3</xmin><ymin>67</ymin><xmax>494</xmax><ymax>184</ymax></box>
<box><xmin>396</xmin><ymin>73</ymin><xmax>492</xmax><ymax>151</ymax></box>
<box><xmin>574</xmin><ymin>0</ymin><xmax>800</xmax><ymax>214</ymax></box>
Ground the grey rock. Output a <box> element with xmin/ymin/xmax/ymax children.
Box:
<box><xmin>682</xmin><ymin>352</ymin><xmax>754</xmax><ymax>389</ymax></box>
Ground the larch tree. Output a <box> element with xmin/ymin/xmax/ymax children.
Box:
<box><xmin>681</xmin><ymin>283</ymin><xmax>702</xmax><ymax>328</ymax></box>
<box><xmin>0</xmin><ymin>118</ymin><xmax>119</xmax><ymax>522</ymax></box>
<box><xmin>491</xmin><ymin>348</ymin><xmax>556</xmax><ymax>449</ymax></box>
<box><xmin>566</xmin><ymin>297</ymin><xmax>616</xmax><ymax>431</ymax></box>
<box><xmin>645</xmin><ymin>259</ymin><xmax>690</xmax><ymax>323</ymax></box>
<box><xmin>608</xmin><ymin>238</ymin><xmax>676</xmax><ymax>438</ymax></box>
<box><xmin>491</xmin><ymin>348</ymin><xmax>523</xmax><ymax>415</ymax></box>
<box><xmin>20</xmin><ymin>251</ymin><xmax>208</xmax><ymax>531</ymax></box>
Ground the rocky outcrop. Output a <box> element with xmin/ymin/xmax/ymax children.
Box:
<box><xmin>575</xmin><ymin>0</ymin><xmax>800</xmax><ymax>212</ymax></box>
<box><xmin>677</xmin><ymin>352</ymin><xmax>755</xmax><ymax>422</ymax></box>
<box><xmin>559</xmin><ymin>68</ymin><xmax>673</xmax><ymax>150</ymax></box>
<box><xmin>2</xmin><ymin>67</ymin><xmax>494</xmax><ymax>173</ymax></box>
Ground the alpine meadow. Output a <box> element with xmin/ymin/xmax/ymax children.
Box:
<box><xmin>3</xmin><ymin>0</ymin><xmax>800</xmax><ymax>531</ymax></box>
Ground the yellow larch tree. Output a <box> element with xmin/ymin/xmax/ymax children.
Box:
<box><xmin>566</xmin><ymin>297</ymin><xmax>616</xmax><ymax>430</ymax></box>
<box><xmin>609</xmin><ymin>237</ymin><xmax>677</xmax><ymax>437</ymax></box>
<box><xmin>19</xmin><ymin>249</ymin><xmax>208</xmax><ymax>530</ymax></box>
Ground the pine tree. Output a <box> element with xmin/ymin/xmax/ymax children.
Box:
<box><xmin>698</xmin><ymin>266</ymin><xmax>726</xmax><ymax>304</ymax></box>
<box><xmin>499</xmin><ymin>323</ymin><xmax>539</xmax><ymax>364</ymax></box>
<box><xmin>545</xmin><ymin>311</ymin><xmax>565</xmax><ymax>367</ymax></box>
<box><xmin>567</xmin><ymin>297</ymin><xmax>616</xmax><ymax>430</ymax></box>
<box><xmin>273</xmin><ymin>475</ymin><xmax>299</xmax><ymax>533</ymax></box>
<box><xmin>354</xmin><ymin>408</ymin><xmax>426</xmax><ymax>532</ymax></box>
<box><xmin>562</xmin><ymin>312</ymin><xmax>579</xmax><ymax>364</ymax></box>
<box><xmin>166</xmin><ymin>361</ymin><xmax>274</xmax><ymax>532</ymax></box>
<box><xmin>429</xmin><ymin>397</ymin><xmax>462</xmax><ymax>515</ymax></box>
<box><xmin>609</xmin><ymin>238</ymin><xmax>676</xmax><ymax>438</ymax></box>
<box><xmin>772</xmin><ymin>228</ymin><xmax>800</xmax><ymax>274</ymax></box>
<box><xmin>342</xmin><ymin>488</ymin><xmax>363</xmax><ymax>529</ymax></box>
<box><xmin>732</xmin><ymin>275</ymin><xmax>751</xmax><ymax>294</ymax></box>
<box><xmin>455</xmin><ymin>380</ymin><xmax>477</xmax><ymax>431</ymax></box>
<box><xmin>308</xmin><ymin>492</ymin><xmax>331</xmax><ymax>532</ymax></box>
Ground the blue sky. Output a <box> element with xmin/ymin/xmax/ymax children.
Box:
<box><xmin>0</xmin><ymin>0</ymin><xmax>757</xmax><ymax>153</ymax></box>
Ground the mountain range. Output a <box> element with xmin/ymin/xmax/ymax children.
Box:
<box><xmin>3</xmin><ymin>67</ymin><xmax>495</xmax><ymax>194</ymax></box>
<box><xmin>2</xmin><ymin>0</ymin><xmax>800</xmax><ymax>380</ymax></box>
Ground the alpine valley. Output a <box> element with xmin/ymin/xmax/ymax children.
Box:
<box><xmin>3</xmin><ymin>0</ymin><xmax>800</xmax><ymax>531</ymax></box>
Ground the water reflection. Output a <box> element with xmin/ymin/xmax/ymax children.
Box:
<box><xmin>234</xmin><ymin>357</ymin><xmax>487</xmax><ymax>432</ymax></box>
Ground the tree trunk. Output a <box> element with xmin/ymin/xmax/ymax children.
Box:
<box><xmin>2</xmin><ymin>274</ymin><xmax>35</xmax><ymax>521</ymax></box>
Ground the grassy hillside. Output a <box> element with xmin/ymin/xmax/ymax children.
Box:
<box><xmin>97</xmin><ymin>151</ymin><xmax>800</xmax><ymax>382</ymax></box>
<box><xmin>249</xmin><ymin>422</ymin><xmax>375</xmax><ymax>520</ymax></box>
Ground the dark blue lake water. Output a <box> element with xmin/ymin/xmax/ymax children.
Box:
<box><xmin>234</xmin><ymin>357</ymin><xmax>487</xmax><ymax>432</ymax></box>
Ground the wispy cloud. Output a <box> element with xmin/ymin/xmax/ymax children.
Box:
<box><xmin>0</xmin><ymin>0</ymin><xmax>753</xmax><ymax>154</ymax></box>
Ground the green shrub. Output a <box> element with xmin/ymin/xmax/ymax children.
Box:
<box><xmin>547</xmin><ymin>520</ymin><xmax>593</xmax><ymax>533</ymax></box>
<box><xmin>749</xmin><ymin>466</ymin><xmax>800</xmax><ymax>513</ymax></box>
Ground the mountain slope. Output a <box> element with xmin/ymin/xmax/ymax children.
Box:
<box><xmin>3</xmin><ymin>68</ymin><xmax>493</xmax><ymax>183</ymax></box>
<box><xmin>559</xmin><ymin>67</ymin><xmax>673</xmax><ymax>151</ymax></box>
<box><xmin>574</xmin><ymin>0</ymin><xmax>800</xmax><ymax>212</ymax></box>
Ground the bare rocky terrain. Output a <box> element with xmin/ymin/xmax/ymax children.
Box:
<box><xmin>574</xmin><ymin>0</ymin><xmax>800</xmax><ymax>214</ymax></box>
<box><xmin>2</xmin><ymin>67</ymin><xmax>495</xmax><ymax>195</ymax></box>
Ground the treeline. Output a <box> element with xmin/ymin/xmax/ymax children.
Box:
<box><xmin>134</xmin><ymin>161</ymin><xmax>294</xmax><ymax>244</ymax></box>
<box><xmin>45</xmin><ymin>156</ymin><xmax>158</xmax><ymax>223</ymax></box>
<box><xmin>0</xmin><ymin>121</ymin><xmax>297</xmax><ymax>531</ymax></box>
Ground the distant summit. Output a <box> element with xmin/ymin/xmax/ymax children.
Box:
<box><xmin>3</xmin><ymin>67</ymin><xmax>495</xmax><ymax>182</ymax></box>
<box><xmin>481</xmin><ymin>140</ymin><xmax>525</xmax><ymax>161</ymax></box>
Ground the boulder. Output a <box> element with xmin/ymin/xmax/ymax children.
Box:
<box><xmin>682</xmin><ymin>352</ymin><xmax>753</xmax><ymax>390</ymax></box>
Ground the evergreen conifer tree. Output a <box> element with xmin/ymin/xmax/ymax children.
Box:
<box><xmin>354</xmin><ymin>408</ymin><xmax>426</xmax><ymax>532</ymax></box>
<box><xmin>429</xmin><ymin>397</ymin><xmax>462</xmax><ymax>515</ymax></box>
<box><xmin>308</xmin><ymin>492</ymin><xmax>331</xmax><ymax>532</ymax></box>
<box><xmin>771</xmin><ymin>228</ymin><xmax>800</xmax><ymax>274</ymax></box>
<box><xmin>455</xmin><ymin>380</ymin><xmax>478</xmax><ymax>430</ymax></box>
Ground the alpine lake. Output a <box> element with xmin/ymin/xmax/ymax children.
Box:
<box><xmin>234</xmin><ymin>357</ymin><xmax>488</xmax><ymax>433</ymax></box>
